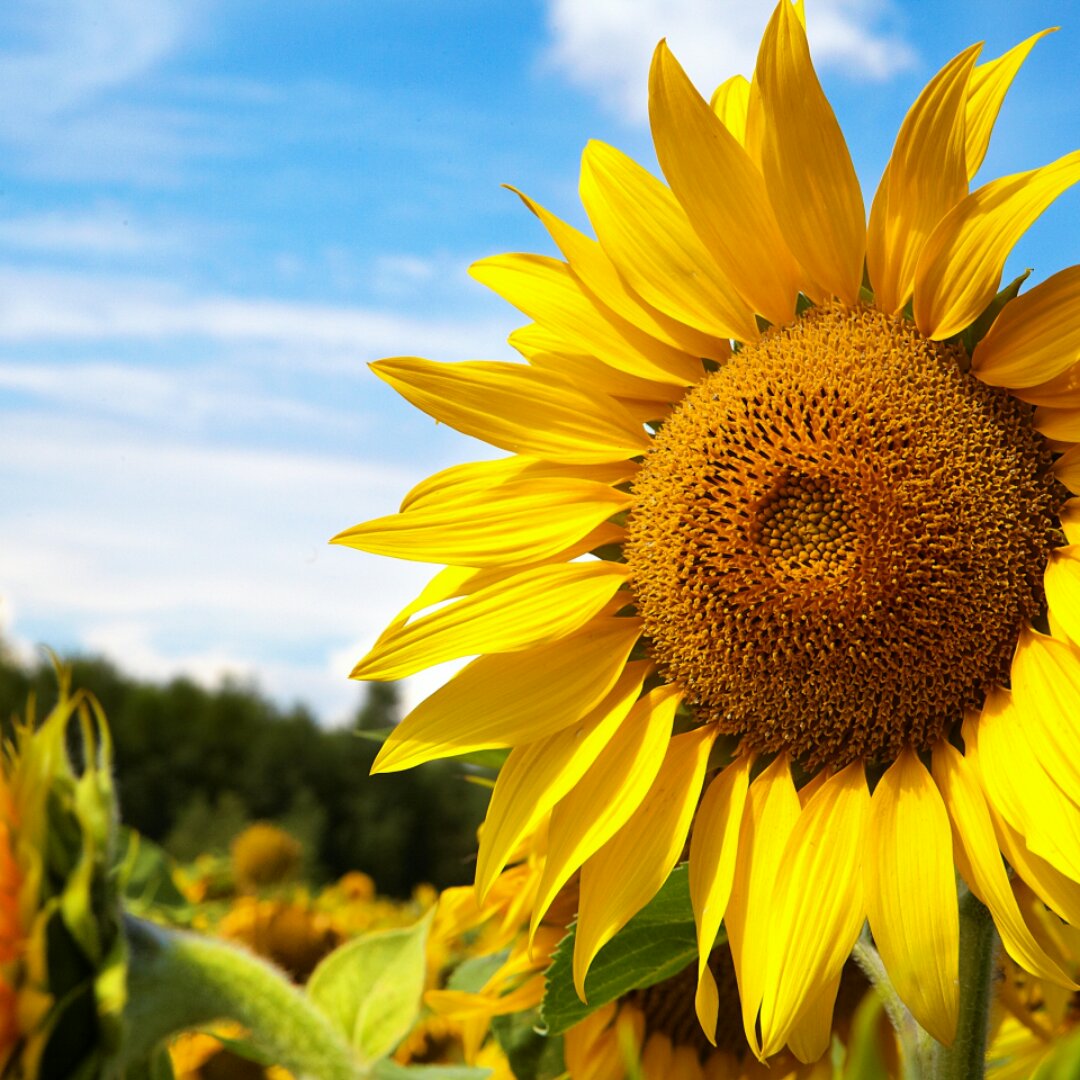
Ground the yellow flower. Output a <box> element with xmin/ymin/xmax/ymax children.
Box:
<box><xmin>985</xmin><ymin>880</ymin><xmax>1080</xmax><ymax>1078</ymax></box>
<box><xmin>337</xmin><ymin>0</ymin><xmax>1080</xmax><ymax>1061</ymax></box>
<box><xmin>231</xmin><ymin>823</ymin><xmax>302</xmax><ymax>891</ymax></box>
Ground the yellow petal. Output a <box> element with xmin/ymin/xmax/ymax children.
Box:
<box><xmin>786</xmin><ymin>973</ymin><xmax>842</xmax><ymax>1065</ymax></box>
<box><xmin>574</xmin><ymin>724</ymin><xmax>717</xmax><ymax>998</ymax></box>
<box><xmin>1036</xmin><ymin>405</ymin><xmax>1080</xmax><ymax>443</ymax></box>
<box><xmin>688</xmin><ymin>755</ymin><xmax>753</xmax><ymax>1043</ymax></box>
<box><xmin>525</xmin><ymin>349</ymin><xmax>681</xmax><ymax>408</ymax></box>
<box><xmin>932</xmin><ymin>740</ymin><xmax>1076</xmax><ymax>988</ymax></box>
<box><xmin>579</xmin><ymin>140</ymin><xmax>758</xmax><ymax>342</ymax></box>
<box><xmin>1009</xmin><ymin>625</ymin><xmax>1080</xmax><ymax>804</ymax></box>
<box><xmin>372</xmin><ymin>357</ymin><xmax>651</xmax><ymax>464</ymax></box>
<box><xmin>724</xmin><ymin>755</ymin><xmax>801</xmax><ymax>1057</ymax></box>
<box><xmin>400</xmin><ymin>455</ymin><xmax>634</xmax><ymax>512</ymax></box>
<box><xmin>648</xmin><ymin>41</ymin><xmax>807</xmax><ymax>326</ymax></box>
<box><xmin>710</xmin><ymin>74</ymin><xmax>751</xmax><ymax>142</ymax></box>
<box><xmin>1060</xmin><ymin>499</ymin><xmax>1080</xmax><ymax>544</ymax></box>
<box><xmin>965</xmin><ymin>31</ymin><xmax>1056</xmax><ymax>180</ymax></box>
<box><xmin>964</xmin><ymin>691</ymin><xmax>1080</xmax><ymax>882</ymax></box>
<box><xmin>530</xmin><ymin>683</ymin><xmax>682</xmax><ymax>938</ymax></box>
<box><xmin>335</xmin><ymin>477</ymin><xmax>631</xmax><ymax>568</ymax></box>
<box><xmin>913</xmin><ymin>150</ymin><xmax>1080</xmax><ymax>340</ymax></box>
<box><xmin>509</xmin><ymin>187</ymin><xmax>733</xmax><ymax>362</ymax></box>
<box><xmin>866</xmin><ymin>45</ymin><xmax>979</xmax><ymax>314</ymax></box>
<box><xmin>755</xmin><ymin>0</ymin><xmax>866</xmax><ymax>306</ymax></box>
<box><xmin>471</xmin><ymin>253</ymin><xmax>704</xmax><ymax>387</ymax></box>
<box><xmin>1055</xmin><ymin>446</ymin><xmax>1080</xmax><ymax>494</ymax></box>
<box><xmin>474</xmin><ymin>661</ymin><xmax>650</xmax><ymax>899</ymax></box>
<box><xmin>758</xmin><ymin>763</ymin><xmax>871</xmax><ymax>1058</ymax></box>
<box><xmin>865</xmin><ymin>750</ymin><xmax>958</xmax><ymax>1045</ymax></box>
<box><xmin>983</xmin><ymin>789</ymin><xmax>1080</xmax><ymax>927</ymax></box>
<box><xmin>1012</xmin><ymin>360</ymin><xmax>1080</xmax><ymax>408</ymax></box>
<box><xmin>372</xmin><ymin>617</ymin><xmax>641</xmax><ymax>772</ymax></box>
<box><xmin>972</xmin><ymin>266</ymin><xmax>1080</xmax><ymax>387</ymax></box>
<box><xmin>352</xmin><ymin>561</ymin><xmax>630</xmax><ymax>680</ymax></box>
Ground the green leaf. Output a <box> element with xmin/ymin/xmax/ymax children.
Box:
<box><xmin>371</xmin><ymin>1062</ymin><xmax>493</xmax><ymax>1080</ymax></box>
<box><xmin>447</xmin><ymin>951</ymin><xmax>508</xmax><ymax>994</ymax></box>
<box><xmin>540</xmin><ymin>864</ymin><xmax>703</xmax><ymax>1036</ymax></box>
<box><xmin>840</xmin><ymin>991</ymin><xmax>891</xmax><ymax>1080</ymax></box>
<box><xmin>116</xmin><ymin>828</ymin><xmax>189</xmax><ymax>914</ymax></box>
<box><xmin>307</xmin><ymin>908</ymin><xmax>434</xmax><ymax>1067</ymax></box>
<box><xmin>1029</xmin><ymin>1024</ymin><xmax>1080</xmax><ymax>1080</ymax></box>
<box><xmin>491</xmin><ymin>1007</ymin><xmax>565</xmax><ymax>1080</ymax></box>
<box><xmin>121</xmin><ymin>1046</ymin><xmax>176</xmax><ymax>1080</ymax></box>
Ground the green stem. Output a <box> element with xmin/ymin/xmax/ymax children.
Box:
<box><xmin>118</xmin><ymin>915</ymin><xmax>363</xmax><ymax>1080</ymax></box>
<box><xmin>929</xmin><ymin>890</ymin><xmax>999</xmax><ymax>1080</ymax></box>
<box><xmin>851</xmin><ymin>930</ymin><xmax>925</xmax><ymax>1080</ymax></box>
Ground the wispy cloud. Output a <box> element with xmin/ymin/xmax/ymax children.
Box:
<box><xmin>0</xmin><ymin>204</ymin><xmax>204</xmax><ymax>257</ymax></box>
<box><xmin>0</xmin><ymin>0</ymin><xmax>201</xmax><ymax>181</ymax></box>
<box><xmin>0</xmin><ymin>414</ymin><xmax>437</xmax><ymax>723</ymax></box>
<box><xmin>0</xmin><ymin>266</ymin><xmax>513</xmax><ymax>360</ymax></box>
<box><xmin>543</xmin><ymin>0</ymin><xmax>916</xmax><ymax>123</ymax></box>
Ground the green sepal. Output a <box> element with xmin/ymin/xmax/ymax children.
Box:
<box><xmin>307</xmin><ymin>907</ymin><xmax>434</xmax><ymax>1067</ymax></box>
<box><xmin>958</xmin><ymin>269</ymin><xmax>1031</xmax><ymax>357</ymax></box>
<box><xmin>490</xmin><ymin>1007</ymin><xmax>565</xmax><ymax>1080</ymax></box>
<box><xmin>540</xmin><ymin>864</ymin><xmax>702</xmax><ymax>1035</ymax></box>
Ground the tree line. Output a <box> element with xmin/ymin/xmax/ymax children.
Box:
<box><xmin>0</xmin><ymin>643</ymin><xmax>489</xmax><ymax>896</ymax></box>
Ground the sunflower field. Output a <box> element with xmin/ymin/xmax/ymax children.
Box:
<box><xmin>6</xmin><ymin>1</ymin><xmax>1080</xmax><ymax>1077</ymax></box>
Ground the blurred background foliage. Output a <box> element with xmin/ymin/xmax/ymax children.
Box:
<box><xmin>0</xmin><ymin>641</ymin><xmax>489</xmax><ymax>896</ymax></box>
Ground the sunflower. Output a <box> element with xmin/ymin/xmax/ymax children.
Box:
<box><xmin>336</xmin><ymin>0</ymin><xmax>1080</xmax><ymax>1060</ymax></box>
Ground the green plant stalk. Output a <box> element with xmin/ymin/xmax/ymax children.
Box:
<box><xmin>118</xmin><ymin>915</ymin><xmax>363</xmax><ymax>1080</ymax></box>
<box><xmin>928</xmin><ymin>891</ymin><xmax>998</xmax><ymax>1080</ymax></box>
<box><xmin>851</xmin><ymin>931</ymin><xmax>925</xmax><ymax>1080</ymax></box>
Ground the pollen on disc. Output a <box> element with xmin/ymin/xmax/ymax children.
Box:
<box><xmin>625</xmin><ymin>303</ymin><xmax>1062</xmax><ymax>768</ymax></box>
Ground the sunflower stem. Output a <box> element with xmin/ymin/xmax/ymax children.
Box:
<box><xmin>851</xmin><ymin>929</ymin><xmax>925</xmax><ymax>1080</ymax></box>
<box><xmin>928</xmin><ymin>889</ymin><xmax>998</xmax><ymax>1080</ymax></box>
<box><xmin>117</xmin><ymin>914</ymin><xmax>363</xmax><ymax>1080</ymax></box>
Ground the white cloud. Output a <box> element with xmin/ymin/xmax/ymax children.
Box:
<box><xmin>0</xmin><ymin>415</ymin><xmax>441</xmax><ymax>725</ymax></box>
<box><xmin>0</xmin><ymin>205</ymin><xmax>200</xmax><ymax>257</ymax></box>
<box><xmin>0</xmin><ymin>0</ymin><xmax>189</xmax><ymax>125</ymax></box>
<box><xmin>0</xmin><ymin>266</ymin><xmax>513</xmax><ymax>360</ymax></box>
<box><xmin>543</xmin><ymin>0</ymin><xmax>916</xmax><ymax>123</ymax></box>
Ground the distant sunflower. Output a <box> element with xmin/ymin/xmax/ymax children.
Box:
<box><xmin>336</xmin><ymin>0</ymin><xmax>1080</xmax><ymax>1059</ymax></box>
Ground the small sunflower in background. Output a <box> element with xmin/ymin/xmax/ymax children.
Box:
<box><xmin>338</xmin><ymin>0</ymin><xmax>1080</xmax><ymax>1062</ymax></box>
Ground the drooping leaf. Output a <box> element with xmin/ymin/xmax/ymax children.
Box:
<box><xmin>307</xmin><ymin>908</ymin><xmax>434</xmax><ymax>1067</ymax></box>
<box><xmin>540</xmin><ymin>864</ymin><xmax>703</xmax><ymax>1035</ymax></box>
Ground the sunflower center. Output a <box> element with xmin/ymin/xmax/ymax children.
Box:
<box><xmin>625</xmin><ymin>303</ymin><xmax>1061</xmax><ymax>768</ymax></box>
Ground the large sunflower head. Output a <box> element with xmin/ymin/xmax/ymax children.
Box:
<box><xmin>336</xmin><ymin>0</ymin><xmax>1080</xmax><ymax>1062</ymax></box>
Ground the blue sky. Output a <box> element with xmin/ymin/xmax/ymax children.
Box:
<box><xmin>2</xmin><ymin>0</ymin><xmax>1078</xmax><ymax>723</ymax></box>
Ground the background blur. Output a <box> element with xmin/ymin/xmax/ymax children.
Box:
<box><xmin>1</xmin><ymin>0</ymin><xmax>1078</xmax><ymax>885</ymax></box>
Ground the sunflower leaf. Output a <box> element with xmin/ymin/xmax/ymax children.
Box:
<box><xmin>307</xmin><ymin>908</ymin><xmax>434</xmax><ymax>1066</ymax></box>
<box><xmin>371</xmin><ymin>1063</ymin><xmax>492</xmax><ymax>1080</ymax></box>
<box><xmin>539</xmin><ymin>864</ymin><xmax>704</xmax><ymax>1035</ymax></box>
<box><xmin>491</xmin><ymin>1006</ymin><xmax>565</xmax><ymax>1080</ymax></box>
